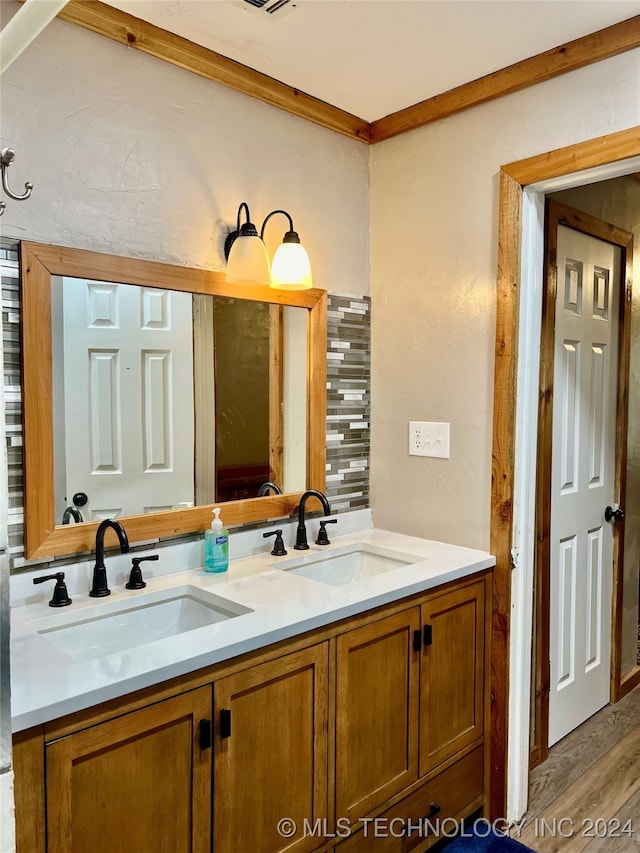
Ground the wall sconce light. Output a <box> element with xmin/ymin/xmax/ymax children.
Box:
<box><xmin>225</xmin><ymin>202</ymin><xmax>313</xmax><ymax>290</ymax></box>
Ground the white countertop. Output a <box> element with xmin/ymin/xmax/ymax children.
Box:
<box><xmin>11</xmin><ymin>526</ymin><xmax>495</xmax><ymax>732</ymax></box>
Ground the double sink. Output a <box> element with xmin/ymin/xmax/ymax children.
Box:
<box><xmin>29</xmin><ymin>543</ymin><xmax>424</xmax><ymax>661</ymax></box>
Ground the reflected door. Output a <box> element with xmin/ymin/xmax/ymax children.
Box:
<box><xmin>549</xmin><ymin>226</ymin><xmax>622</xmax><ymax>745</ymax></box>
<box><xmin>61</xmin><ymin>278</ymin><xmax>195</xmax><ymax>519</ymax></box>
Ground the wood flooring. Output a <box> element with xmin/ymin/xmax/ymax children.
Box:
<box><xmin>515</xmin><ymin>685</ymin><xmax>640</xmax><ymax>852</ymax></box>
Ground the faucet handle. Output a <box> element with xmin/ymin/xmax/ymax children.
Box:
<box><xmin>33</xmin><ymin>572</ymin><xmax>72</xmax><ymax>607</ymax></box>
<box><xmin>315</xmin><ymin>518</ymin><xmax>338</xmax><ymax>546</ymax></box>
<box><xmin>263</xmin><ymin>529</ymin><xmax>287</xmax><ymax>556</ymax></box>
<box><xmin>125</xmin><ymin>554</ymin><xmax>158</xmax><ymax>590</ymax></box>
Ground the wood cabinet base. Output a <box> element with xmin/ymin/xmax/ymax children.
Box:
<box><xmin>13</xmin><ymin>571</ymin><xmax>491</xmax><ymax>853</ymax></box>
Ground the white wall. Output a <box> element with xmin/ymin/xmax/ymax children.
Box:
<box><xmin>0</xmin><ymin>4</ymin><xmax>370</xmax><ymax>295</ymax></box>
<box><xmin>370</xmin><ymin>51</ymin><xmax>640</xmax><ymax>550</ymax></box>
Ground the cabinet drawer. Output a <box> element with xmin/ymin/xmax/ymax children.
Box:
<box><xmin>336</xmin><ymin>746</ymin><xmax>484</xmax><ymax>853</ymax></box>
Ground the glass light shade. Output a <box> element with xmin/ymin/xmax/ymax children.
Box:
<box><xmin>226</xmin><ymin>235</ymin><xmax>271</xmax><ymax>285</ymax></box>
<box><xmin>270</xmin><ymin>242</ymin><xmax>313</xmax><ymax>290</ymax></box>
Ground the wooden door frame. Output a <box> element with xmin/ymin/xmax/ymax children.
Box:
<box><xmin>530</xmin><ymin>200</ymin><xmax>634</xmax><ymax>770</ymax></box>
<box><xmin>490</xmin><ymin>125</ymin><xmax>640</xmax><ymax>819</ymax></box>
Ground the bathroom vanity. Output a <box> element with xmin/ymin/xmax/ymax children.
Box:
<box><xmin>11</xmin><ymin>529</ymin><xmax>494</xmax><ymax>853</ymax></box>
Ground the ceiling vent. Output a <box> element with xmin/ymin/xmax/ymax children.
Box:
<box><xmin>239</xmin><ymin>0</ymin><xmax>298</xmax><ymax>18</ymax></box>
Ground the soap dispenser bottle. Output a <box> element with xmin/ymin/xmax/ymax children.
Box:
<box><xmin>204</xmin><ymin>507</ymin><xmax>229</xmax><ymax>573</ymax></box>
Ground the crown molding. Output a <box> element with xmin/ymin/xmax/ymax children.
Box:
<box><xmin>55</xmin><ymin>3</ymin><xmax>640</xmax><ymax>146</ymax></box>
<box><xmin>369</xmin><ymin>16</ymin><xmax>640</xmax><ymax>143</ymax></box>
<box><xmin>56</xmin><ymin>0</ymin><xmax>370</xmax><ymax>143</ymax></box>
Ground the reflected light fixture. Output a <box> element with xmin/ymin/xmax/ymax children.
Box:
<box><xmin>225</xmin><ymin>202</ymin><xmax>313</xmax><ymax>290</ymax></box>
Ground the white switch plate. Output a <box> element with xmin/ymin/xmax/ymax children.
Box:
<box><xmin>409</xmin><ymin>421</ymin><xmax>450</xmax><ymax>458</ymax></box>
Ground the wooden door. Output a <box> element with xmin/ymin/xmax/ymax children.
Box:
<box><xmin>335</xmin><ymin>608</ymin><xmax>420</xmax><ymax>822</ymax></box>
<box><xmin>45</xmin><ymin>687</ymin><xmax>212</xmax><ymax>853</ymax></box>
<box><xmin>214</xmin><ymin>644</ymin><xmax>329</xmax><ymax>853</ymax></box>
<box><xmin>419</xmin><ymin>579</ymin><xmax>485</xmax><ymax>775</ymax></box>
<box><xmin>547</xmin><ymin>224</ymin><xmax>622</xmax><ymax>745</ymax></box>
<box><xmin>59</xmin><ymin>277</ymin><xmax>194</xmax><ymax>519</ymax></box>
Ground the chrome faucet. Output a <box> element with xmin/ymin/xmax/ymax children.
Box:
<box><xmin>294</xmin><ymin>489</ymin><xmax>331</xmax><ymax>550</ymax></box>
<box><xmin>89</xmin><ymin>518</ymin><xmax>130</xmax><ymax>597</ymax></box>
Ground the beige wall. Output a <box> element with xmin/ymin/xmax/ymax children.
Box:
<box><xmin>370</xmin><ymin>50</ymin><xmax>640</xmax><ymax>550</ymax></box>
<box><xmin>0</xmin><ymin>4</ymin><xmax>370</xmax><ymax>295</ymax></box>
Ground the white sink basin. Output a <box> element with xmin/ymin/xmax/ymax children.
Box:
<box><xmin>28</xmin><ymin>585</ymin><xmax>252</xmax><ymax>661</ymax></box>
<box><xmin>275</xmin><ymin>543</ymin><xmax>424</xmax><ymax>586</ymax></box>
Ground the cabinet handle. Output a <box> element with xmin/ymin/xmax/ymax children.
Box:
<box><xmin>199</xmin><ymin>719</ymin><xmax>212</xmax><ymax>750</ymax></box>
<box><xmin>427</xmin><ymin>802</ymin><xmax>441</xmax><ymax>818</ymax></box>
<box><xmin>423</xmin><ymin>624</ymin><xmax>433</xmax><ymax>646</ymax></box>
<box><xmin>220</xmin><ymin>708</ymin><xmax>232</xmax><ymax>739</ymax></box>
<box><xmin>413</xmin><ymin>629</ymin><xmax>422</xmax><ymax>652</ymax></box>
<box><xmin>402</xmin><ymin>803</ymin><xmax>442</xmax><ymax>838</ymax></box>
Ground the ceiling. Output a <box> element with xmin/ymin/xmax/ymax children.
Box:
<box><xmin>104</xmin><ymin>0</ymin><xmax>640</xmax><ymax>121</ymax></box>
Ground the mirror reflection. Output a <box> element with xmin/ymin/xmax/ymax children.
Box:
<box><xmin>21</xmin><ymin>241</ymin><xmax>327</xmax><ymax>559</ymax></box>
<box><xmin>51</xmin><ymin>276</ymin><xmax>307</xmax><ymax>524</ymax></box>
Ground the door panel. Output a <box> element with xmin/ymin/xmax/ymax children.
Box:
<box><xmin>214</xmin><ymin>644</ymin><xmax>329</xmax><ymax>853</ymax></box>
<box><xmin>549</xmin><ymin>225</ymin><xmax>621</xmax><ymax>745</ymax></box>
<box><xmin>45</xmin><ymin>688</ymin><xmax>212</xmax><ymax>853</ymax></box>
<box><xmin>335</xmin><ymin>608</ymin><xmax>420</xmax><ymax>822</ymax></box>
<box><xmin>419</xmin><ymin>580</ymin><xmax>485</xmax><ymax>774</ymax></box>
<box><xmin>60</xmin><ymin>277</ymin><xmax>194</xmax><ymax>519</ymax></box>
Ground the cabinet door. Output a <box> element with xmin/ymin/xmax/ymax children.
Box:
<box><xmin>45</xmin><ymin>687</ymin><xmax>213</xmax><ymax>853</ymax></box>
<box><xmin>214</xmin><ymin>644</ymin><xmax>329</xmax><ymax>853</ymax></box>
<box><xmin>419</xmin><ymin>579</ymin><xmax>485</xmax><ymax>775</ymax></box>
<box><xmin>336</xmin><ymin>607</ymin><xmax>421</xmax><ymax>822</ymax></box>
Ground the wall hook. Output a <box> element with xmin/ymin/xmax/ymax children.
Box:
<box><xmin>0</xmin><ymin>148</ymin><xmax>33</xmax><ymax>214</ymax></box>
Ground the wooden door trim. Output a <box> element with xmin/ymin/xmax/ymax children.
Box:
<box><xmin>52</xmin><ymin>2</ymin><xmax>639</xmax><ymax>145</ymax></box>
<box><xmin>531</xmin><ymin>200</ymin><xmax>633</xmax><ymax>768</ymax></box>
<box><xmin>490</xmin><ymin>125</ymin><xmax>640</xmax><ymax>819</ymax></box>
<box><xmin>490</xmin><ymin>168</ymin><xmax>521</xmax><ymax>819</ymax></box>
<box><xmin>619</xmin><ymin>665</ymin><xmax>640</xmax><ymax>699</ymax></box>
<box><xmin>612</xmin><ymin>229</ymin><xmax>635</xmax><ymax>703</ymax></box>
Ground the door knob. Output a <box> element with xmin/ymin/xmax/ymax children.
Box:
<box><xmin>604</xmin><ymin>505</ymin><xmax>624</xmax><ymax>523</ymax></box>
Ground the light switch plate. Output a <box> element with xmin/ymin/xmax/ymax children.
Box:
<box><xmin>409</xmin><ymin>421</ymin><xmax>450</xmax><ymax>458</ymax></box>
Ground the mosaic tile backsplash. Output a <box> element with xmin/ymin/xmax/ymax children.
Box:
<box><xmin>1</xmin><ymin>239</ymin><xmax>370</xmax><ymax>568</ymax></box>
<box><xmin>326</xmin><ymin>294</ymin><xmax>370</xmax><ymax>512</ymax></box>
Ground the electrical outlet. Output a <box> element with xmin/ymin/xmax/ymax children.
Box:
<box><xmin>409</xmin><ymin>421</ymin><xmax>450</xmax><ymax>458</ymax></box>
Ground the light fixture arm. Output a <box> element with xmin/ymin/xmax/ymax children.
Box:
<box><xmin>236</xmin><ymin>201</ymin><xmax>251</xmax><ymax>234</ymax></box>
<box><xmin>260</xmin><ymin>209</ymin><xmax>296</xmax><ymax>241</ymax></box>
<box><xmin>224</xmin><ymin>201</ymin><xmax>260</xmax><ymax>259</ymax></box>
<box><xmin>0</xmin><ymin>148</ymin><xmax>34</xmax><ymax>215</ymax></box>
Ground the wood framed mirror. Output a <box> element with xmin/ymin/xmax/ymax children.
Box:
<box><xmin>21</xmin><ymin>241</ymin><xmax>327</xmax><ymax>559</ymax></box>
